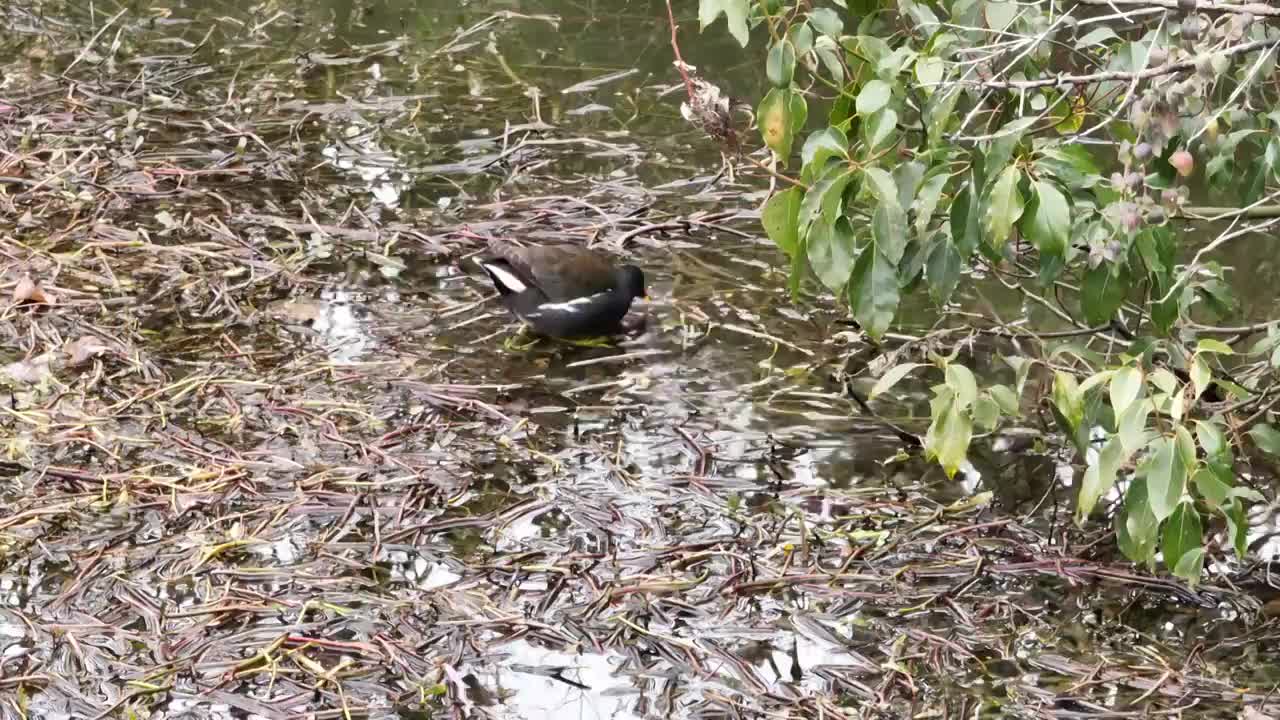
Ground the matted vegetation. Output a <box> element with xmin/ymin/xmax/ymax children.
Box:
<box><xmin>2</xmin><ymin>2</ymin><xmax>1280</xmax><ymax>718</ymax></box>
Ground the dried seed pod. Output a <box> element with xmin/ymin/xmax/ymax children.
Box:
<box><xmin>1120</xmin><ymin>204</ymin><xmax>1143</xmax><ymax>232</ymax></box>
<box><xmin>1181</xmin><ymin>15</ymin><xmax>1202</xmax><ymax>41</ymax></box>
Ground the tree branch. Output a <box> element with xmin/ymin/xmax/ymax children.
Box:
<box><xmin>1075</xmin><ymin>0</ymin><xmax>1280</xmax><ymax>19</ymax></box>
<box><xmin>931</xmin><ymin>37</ymin><xmax>1279</xmax><ymax>90</ymax></box>
<box><xmin>665</xmin><ymin>0</ymin><xmax>695</xmax><ymax>103</ymax></box>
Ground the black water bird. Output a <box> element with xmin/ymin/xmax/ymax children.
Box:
<box><xmin>477</xmin><ymin>241</ymin><xmax>647</xmax><ymax>339</ymax></box>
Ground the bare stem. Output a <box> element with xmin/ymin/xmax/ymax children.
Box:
<box><xmin>665</xmin><ymin>0</ymin><xmax>695</xmax><ymax>103</ymax></box>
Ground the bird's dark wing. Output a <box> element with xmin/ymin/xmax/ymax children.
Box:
<box><xmin>486</xmin><ymin>242</ymin><xmax>617</xmax><ymax>301</ymax></box>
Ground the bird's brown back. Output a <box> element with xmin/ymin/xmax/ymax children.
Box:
<box><xmin>486</xmin><ymin>241</ymin><xmax>619</xmax><ymax>301</ymax></box>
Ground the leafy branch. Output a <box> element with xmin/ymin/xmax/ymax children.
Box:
<box><xmin>687</xmin><ymin>0</ymin><xmax>1280</xmax><ymax>584</ymax></box>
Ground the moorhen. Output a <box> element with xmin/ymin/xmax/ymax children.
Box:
<box><xmin>477</xmin><ymin>241</ymin><xmax>647</xmax><ymax>339</ymax></box>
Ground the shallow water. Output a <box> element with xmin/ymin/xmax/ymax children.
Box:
<box><xmin>3</xmin><ymin>1</ymin><xmax>1280</xmax><ymax>718</ymax></box>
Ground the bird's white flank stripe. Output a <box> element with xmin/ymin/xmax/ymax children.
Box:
<box><xmin>479</xmin><ymin>261</ymin><xmax>527</xmax><ymax>293</ymax></box>
<box><xmin>535</xmin><ymin>292</ymin><xmax>609</xmax><ymax>315</ymax></box>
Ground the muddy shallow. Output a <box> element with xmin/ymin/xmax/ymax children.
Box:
<box><xmin>2</xmin><ymin>1</ymin><xmax>1280</xmax><ymax>718</ymax></box>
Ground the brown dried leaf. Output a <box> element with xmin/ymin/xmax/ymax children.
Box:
<box><xmin>270</xmin><ymin>299</ymin><xmax>324</xmax><ymax>324</ymax></box>
<box><xmin>65</xmin><ymin>336</ymin><xmax>110</xmax><ymax>366</ymax></box>
<box><xmin>11</xmin><ymin>275</ymin><xmax>55</xmax><ymax>305</ymax></box>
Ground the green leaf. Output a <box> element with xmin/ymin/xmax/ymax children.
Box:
<box><xmin>1230</xmin><ymin>485</ymin><xmax>1265</xmax><ymax>503</ymax></box>
<box><xmin>925</xmin><ymin>236</ymin><xmax>961</xmax><ymax>304</ymax></box>
<box><xmin>799</xmin><ymin>167</ymin><xmax>854</xmax><ymax>236</ymax></box>
<box><xmin>869</xmin><ymin>362</ymin><xmax>927</xmax><ymax>400</ymax></box>
<box><xmin>1175</xmin><ymin>424</ymin><xmax>1197</xmax><ymax>481</ymax></box>
<box><xmin>900</xmin><ymin>238</ymin><xmax>929</xmax><ymax>292</ymax></box>
<box><xmin>864</xmin><ymin>107</ymin><xmax>899</xmax><ymax>153</ymax></box>
<box><xmin>982</xmin><ymin>164</ymin><xmax>1023</xmax><ymax>250</ymax></box>
<box><xmin>1081</xmin><ymin>263</ymin><xmax>1127</xmax><ymax>325</ymax></box>
<box><xmin>1079</xmin><ymin>368</ymin><xmax>1114</xmax><ymax>396</ymax></box>
<box><xmin>788</xmin><ymin>233</ymin><xmax>807</xmax><ymax>299</ymax></box>
<box><xmin>847</xmin><ymin>241</ymin><xmax>900</xmax><ymax>340</ymax></box>
<box><xmin>950</xmin><ymin>179</ymin><xmax>980</xmax><ymax>258</ymax></box>
<box><xmin>788</xmin><ymin>92</ymin><xmax>808</xmax><ymax>146</ymax></box>
<box><xmin>1168</xmin><ymin>390</ymin><xmax>1186</xmax><ymax>422</ymax></box>
<box><xmin>1196</xmin><ymin>339</ymin><xmax>1234</xmax><ymax>355</ymax></box>
<box><xmin>1195</xmin><ymin>419</ymin><xmax>1230</xmax><ymax>463</ymax></box>
<box><xmin>1075</xmin><ymin>26</ymin><xmax>1120</xmax><ymax>48</ymax></box>
<box><xmin>758</xmin><ymin>88</ymin><xmax>794</xmax><ymax>159</ymax></box>
<box><xmin>1020</xmin><ymin>180</ymin><xmax>1070</xmax><ymax>258</ymax></box>
<box><xmin>1195</xmin><ymin>271</ymin><xmax>1237</xmax><ymax>318</ymax></box>
<box><xmin>915</xmin><ymin>55</ymin><xmax>945</xmax><ymax>92</ymax></box>
<box><xmin>973</xmin><ymin>395</ymin><xmax>1000</xmax><ymax>431</ymax></box>
<box><xmin>1162</xmin><ymin>501</ymin><xmax>1203</xmax><ymax>577</ymax></box>
<box><xmin>862</xmin><ymin>166</ymin><xmax>898</xmax><ymax>209</ymax></box>
<box><xmin>914</xmin><ymin>170</ymin><xmax>948</xmax><ymax>237</ymax></box>
<box><xmin>1137</xmin><ymin>226</ymin><xmax>1175</xmax><ymax>279</ymax></box>
<box><xmin>761</xmin><ymin>187</ymin><xmax>803</xmax><ymax>256</ymax></box>
<box><xmin>815</xmin><ymin>37</ymin><xmax>845</xmax><ymax>83</ymax></box>
<box><xmin>986</xmin><ymin>117</ymin><xmax>1036</xmax><ymax>173</ymax></box>
<box><xmin>900</xmin><ymin>0</ymin><xmax>941</xmax><ymax>29</ymax></box>
<box><xmin>699</xmin><ymin>0</ymin><xmax>751</xmax><ymax>47</ymax></box>
<box><xmin>1051</xmin><ymin>371</ymin><xmax>1084</xmax><ymax>436</ymax></box>
<box><xmin>925</xmin><ymin>387</ymin><xmax>972</xmax><ymax>478</ymax></box>
<box><xmin>1225</xmin><ymin>498</ymin><xmax>1248</xmax><ymax>558</ymax></box>
<box><xmin>863</xmin><ymin>168</ymin><xmax>908</xmax><ymax>264</ymax></box>
<box><xmin>1152</xmin><ymin>282</ymin><xmax>1180</xmax><ymax>333</ymax></box>
<box><xmin>871</xmin><ymin>203</ymin><xmax>909</xmax><ymax>268</ymax></box>
<box><xmin>807</xmin><ymin>7</ymin><xmax>843</xmax><ymax>36</ymax></box>
<box><xmin>1172</xmin><ymin>547</ymin><xmax>1205</xmax><ymax>587</ymax></box>
<box><xmin>1189</xmin><ymin>354</ymin><xmax>1210</xmax><ymax>400</ymax></box>
<box><xmin>1116</xmin><ymin>395</ymin><xmax>1151</xmax><ymax>453</ymax></box>
<box><xmin>1248</xmin><ymin>424</ymin><xmax>1280</xmax><ymax>455</ymax></box>
<box><xmin>788</xmin><ymin>21</ymin><xmax>814</xmax><ymax>57</ymax></box>
<box><xmin>1117</xmin><ymin>476</ymin><xmax>1158</xmax><ymax>565</ymax></box>
<box><xmin>990</xmin><ymin>384</ymin><xmax>1020</xmax><ymax>416</ymax></box>
<box><xmin>1192</xmin><ymin>468</ymin><xmax>1231</xmax><ymax>510</ymax></box>
<box><xmin>893</xmin><ymin>161</ymin><xmax>925</xmax><ymax>212</ymax></box>
<box><xmin>1077</xmin><ymin>437</ymin><xmax>1125</xmax><ymax>524</ymax></box>
<box><xmin>1036</xmin><ymin>145</ymin><xmax>1101</xmax><ymax>191</ymax></box>
<box><xmin>1149</xmin><ymin>368</ymin><xmax>1178</xmax><ymax>394</ymax></box>
<box><xmin>845</xmin><ymin>34</ymin><xmax>892</xmax><ymax>68</ymax></box>
<box><xmin>801</xmin><ymin>127</ymin><xmax>849</xmax><ymax>176</ymax></box>
<box><xmin>923</xmin><ymin>86</ymin><xmax>960</xmax><ymax>146</ymax></box>
<box><xmin>856</xmin><ymin>79</ymin><xmax>892</xmax><ymax>116</ymax></box>
<box><xmin>1146</xmin><ymin>435</ymin><xmax>1186</xmax><ymax>522</ymax></box>
<box><xmin>945</xmin><ymin>363</ymin><xmax>978</xmax><ymax>409</ymax></box>
<box><xmin>1005</xmin><ymin>355</ymin><xmax>1034</xmax><ymax>397</ymax></box>
<box><xmin>1109</xmin><ymin>366</ymin><xmax>1142</xmax><ymax>417</ymax></box>
<box><xmin>807</xmin><ymin>218</ymin><xmax>858</xmax><ymax>291</ymax></box>
<box><xmin>984</xmin><ymin>0</ymin><xmax>1019</xmax><ymax>31</ymax></box>
<box><xmin>767</xmin><ymin>40</ymin><xmax>796</xmax><ymax>87</ymax></box>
